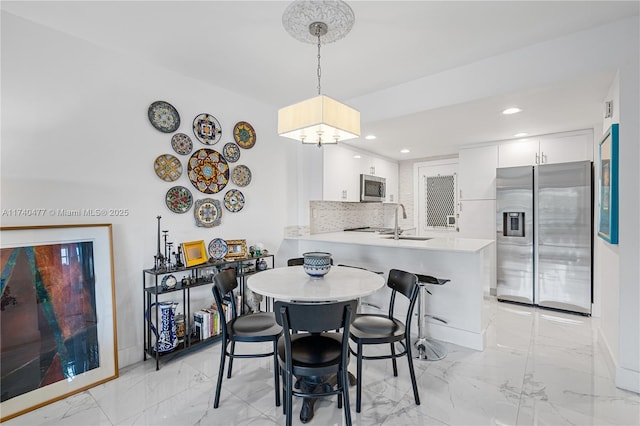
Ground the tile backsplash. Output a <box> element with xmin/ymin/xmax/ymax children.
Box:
<box><xmin>310</xmin><ymin>201</ymin><xmax>404</xmax><ymax>234</ymax></box>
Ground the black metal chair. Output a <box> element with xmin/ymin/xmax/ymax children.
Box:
<box><xmin>274</xmin><ymin>299</ymin><xmax>358</xmax><ymax>426</ymax></box>
<box><xmin>211</xmin><ymin>269</ymin><xmax>282</xmax><ymax>408</ymax></box>
<box><xmin>287</xmin><ymin>257</ymin><xmax>334</xmax><ymax>266</ymax></box>
<box><xmin>348</xmin><ymin>268</ymin><xmax>421</xmax><ymax>412</ymax></box>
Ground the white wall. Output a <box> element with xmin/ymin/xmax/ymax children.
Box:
<box><xmin>613</xmin><ymin>32</ymin><xmax>640</xmax><ymax>392</ymax></box>
<box><xmin>593</xmin><ymin>16</ymin><xmax>640</xmax><ymax>393</ymax></box>
<box><xmin>1</xmin><ymin>12</ymin><xmax>297</xmax><ymax>368</ymax></box>
<box><xmin>596</xmin><ymin>73</ymin><xmax>621</xmax><ymax>378</ymax></box>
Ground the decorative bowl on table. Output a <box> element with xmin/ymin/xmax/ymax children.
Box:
<box><xmin>302</xmin><ymin>252</ymin><xmax>332</xmax><ymax>277</ymax></box>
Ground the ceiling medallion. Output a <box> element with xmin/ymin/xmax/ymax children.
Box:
<box><xmin>282</xmin><ymin>0</ymin><xmax>355</xmax><ymax>44</ymax></box>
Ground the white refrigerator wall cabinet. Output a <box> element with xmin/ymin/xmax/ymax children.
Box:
<box><xmin>496</xmin><ymin>161</ymin><xmax>593</xmax><ymax>314</ymax></box>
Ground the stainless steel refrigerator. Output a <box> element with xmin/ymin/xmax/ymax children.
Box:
<box><xmin>496</xmin><ymin>161</ymin><xmax>592</xmax><ymax>314</ymax></box>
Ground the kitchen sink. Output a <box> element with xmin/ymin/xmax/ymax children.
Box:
<box><xmin>383</xmin><ymin>235</ymin><xmax>432</xmax><ymax>241</ymax></box>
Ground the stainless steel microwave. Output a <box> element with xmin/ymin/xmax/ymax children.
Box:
<box><xmin>360</xmin><ymin>174</ymin><xmax>386</xmax><ymax>202</ymax></box>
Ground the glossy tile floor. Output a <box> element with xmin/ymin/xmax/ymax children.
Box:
<box><xmin>6</xmin><ymin>298</ymin><xmax>639</xmax><ymax>425</ymax></box>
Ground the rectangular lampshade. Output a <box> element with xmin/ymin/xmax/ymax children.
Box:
<box><xmin>278</xmin><ymin>95</ymin><xmax>360</xmax><ymax>144</ymax></box>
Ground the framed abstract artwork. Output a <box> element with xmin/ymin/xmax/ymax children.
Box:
<box><xmin>597</xmin><ymin>123</ymin><xmax>619</xmax><ymax>244</ymax></box>
<box><xmin>0</xmin><ymin>224</ymin><xmax>118</xmax><ymax>421</ymax></box>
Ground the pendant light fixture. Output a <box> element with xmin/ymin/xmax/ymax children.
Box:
<box><xmin>278</xmin><ymin>0</ymin><xmax>360</xmax><ymax>147</ymax></box>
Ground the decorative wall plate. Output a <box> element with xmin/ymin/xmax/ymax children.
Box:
<box><xmin>187</xmin><ymin>148</ymin><xmax>229</xmax><ymax>194</ymax></box>
<box><xmin>208</xmin><ymin>238</ymin><xmax>228</xmax><ymax>259</ymax></box>
<box><xmin>233</xmin><ymin>121</ymin><xmax>256</xmax><ymax>149</ymax></box>
<box><xmin>171</xmin><ymin>133</ymin><xmax>193</xmax><ymax>155</ymax></box>
<box><xmin>193</xmin><ymin>113</ymin><xmax>222</xmax><ymax>145</ymax></box>
<box><xmin>230</xmin><ymin>164</ymin><xmax>252</xmax><ymax>187</ymax></box>
<box><xmin>222</xmin><ymin>142</ymin><xmax>241</xmax><ymax>163</ymax></box>
<box><xmin>193</xmin><ymin>198</ymin><xmax>222</xmax><ymax>227</ymax></box>
<box><xmin>154</xmin><ymin>154</ymin><xmax>183</xmax><ymax>182</ymax></box>
<box><xmin>148</xmin><ymin>101</ymin><xmax>180</xmax><ymax>133</ymax></box>
<box><xmin>165</xmin><ymin>186</ymin><xmax>193</xmax><ymax>213</ymax></box>
<box><xmin>223</xmin><ymin>189</ymin><xmax>245</xmax><ymax>212</ymax></box>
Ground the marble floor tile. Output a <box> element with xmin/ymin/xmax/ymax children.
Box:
<box><xmin>3</xmin><ymin>298</ymin><xmax>639</xmax><ymax>426</ymax></box>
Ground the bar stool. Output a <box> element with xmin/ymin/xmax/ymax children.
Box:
<box><xmin>414</xmin><ymin>274</ymin><xmax>450</xmax><ymax>361</ymax></box>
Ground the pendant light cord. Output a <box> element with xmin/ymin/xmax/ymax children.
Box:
<box><xmin>316</xmin><ymin>28</ymin><xmax>322</xmax><ymax>95</ymax></box>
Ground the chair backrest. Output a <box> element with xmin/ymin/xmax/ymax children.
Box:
<box><xmin>386</xmin><ymin>269</ymin><xmax>419</xmax><ymax>329</ymax></box>
<box><xmin>288</xmin><ymin>257</ymin><xmax>334</xmax><ymax>266</ymax></box>
<box><xmin>287</xmin><ymin>257</ymin><xmax>304</xmax><ymax>266</ymax></box>
<box><xmin>211</xmin><ymin>269</ymin><xmax>239</xmax><ymax>329</ymax></box>
<box><xmin>274</xmin><ymin>300</ymin><xmax>358</xmax><ymax>334</ymax></box>
<box><xmin>415</xmin><ymin>273</ymin><xmax>450</xmax><ymax>285</ymax></box>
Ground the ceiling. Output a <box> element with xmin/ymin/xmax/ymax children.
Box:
<box><xmin>3</xmin><ymin>1</ymin><xmax>638</xmax><ymax>160</ymax></box>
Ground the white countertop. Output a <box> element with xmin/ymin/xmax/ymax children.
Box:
<box><xmin>285</xmin><ymin>231</ymin><xmax>494</xmax><ymax>253</ymax></box>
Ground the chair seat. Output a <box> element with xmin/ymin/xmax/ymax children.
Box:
<box><xmin>277</xmin><ymin>333</ymin><xmax>344</xmax><ymax>376</ymax></box>
<box><xmin>350</xmin><ymin>314</ymin><xmax>405</xmax><ymax>343</ymax></box>
<box><xmin>229</xmin><ymin>312</ymin><xmax>282</xmax><ymax>340</ymax></box>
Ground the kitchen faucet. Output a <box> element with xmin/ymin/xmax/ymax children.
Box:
<box><xmin>394</xmin><ymin>203</ymin><xmax>407</xmax><ymax>240</ymax></box>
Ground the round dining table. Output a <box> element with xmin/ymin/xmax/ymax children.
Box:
<box><xmin>246</xmin><ymin>265</ymin><xmax>385</xmax><ymax>302</ymax></box>
<box><xmin>246</xmin><ymin>265</ymin><xmax>385</xmax><ymax>422</ymax></box>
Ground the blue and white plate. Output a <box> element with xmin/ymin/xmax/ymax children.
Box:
<box><xmin>208</xmin><ymin>238</ymin><xmax>228</xmax><ymax>259</ymax></box>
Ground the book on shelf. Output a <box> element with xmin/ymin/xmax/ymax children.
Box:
<box><xmin>193</xmin><ymin>311</ymin><xmax>205</xmax><ymax>341</ymax></box>
<box><xmin>194</xmin><ymin>307</ymin><xmax>224</xmax><ymax>340</ymax></box>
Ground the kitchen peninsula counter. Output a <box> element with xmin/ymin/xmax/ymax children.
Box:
<box><xmin>288</xmin><ymin>231</ymin><xmax>493</xmax><ymax>252</ymax></box>
<box><xmin>279</xmin><ymin>232</ymin><xmax>495</xmax><ymax>351</ymax></box>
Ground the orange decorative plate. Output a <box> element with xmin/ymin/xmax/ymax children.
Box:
<box><xmin>154</xmin><ymin>154</ymin><xmax>182</xmax><ymax>182</ymax></box>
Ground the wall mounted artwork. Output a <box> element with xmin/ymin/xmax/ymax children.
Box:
<box><xmin>0</xmin><ymin>224</ymin><xmax>118</xmax><ymax>422</ymax></box>
<box><xmin>597</xmin><ymin>123</ymin><xmax>619</xmax><ymax>244</ymax></box>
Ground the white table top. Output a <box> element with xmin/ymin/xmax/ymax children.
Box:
<box><xmin>246</xmin><ymin>265</ymin><xmax>386</xmax><ymax>302</ymax></box>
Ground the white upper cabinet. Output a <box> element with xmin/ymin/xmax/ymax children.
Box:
<box><xmin>322</xmin><ymin>145</ymin><xmax>360</xmax><ymax>202</ymax></box>
<box><xmin>322</xmin><ymin>145</ymin><xmax>399</xmax><ymax>202</ymax></box>
<box><xmin>538</xmin><ymin>133</ymin><xmax>594</xmax><ymax>164</ymax></box>
<box><xmin>458</xmin><ymin>145</ymin><xmax>498</xmax><ymax>200</ymax></box>
<box><xmin>497</xmin><ymin>139</ymin><xmax>539</xmax><ymax>168</ymax></box>
<box><xmin>498</xmin><ymin>130</ymin><xmax>593</xmax><ymax>168</ymax></box>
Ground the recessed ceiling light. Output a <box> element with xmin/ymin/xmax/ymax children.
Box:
<box><xmin>365</xmin><ymin>135</ymin><xmax>376</xmax><ymax>140</ymax></box>
<box><xmin>400</xmin><ymin>149</ymin><xmax>410</xmax><ymax>154</ymax></box>
<box><xmin>513</xmin><ymin>132</ymin><xmax>528</xmax><ymax>137</ymax></box>
<box><xmin>353</xmin><ymin>155</ymin><xmax>361</xmax><ymax>159</ymax></box>
<box><xmin>502</xmin><ymin>107</ymin><xmax>522</xmax><ymax>115</ymax></box>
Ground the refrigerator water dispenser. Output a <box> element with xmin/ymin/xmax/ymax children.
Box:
<box><xmin>503</xmin><ymin>212</ymin><xmax>525</xmax><ymax>237</ymax></box>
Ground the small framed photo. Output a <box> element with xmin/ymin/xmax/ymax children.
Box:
<box><xmin>225</xmin><ymin>239</ymin><xmax>247</xmax><ymax>259</ymax></box>
<box><xmin>182</xmin><ymin>240</ymin><xmax>208</xmax><ymax>267</ymax></box>
<box><xmin>597</xmin><ymin>123</ymin><xmax>619</xmax><ymax>244</ymax></box>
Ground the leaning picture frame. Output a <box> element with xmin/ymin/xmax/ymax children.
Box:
<box><xmin>182</xmin><ymin>240</ymin><xmax>208</xmax><ymax>267</ymax></box>
<box><xmin>225</xmin><ymin>239</ymin><xmax>247</xmax><ymax>259</ymax></box>
<box><xmin>597</xmin><ymin>123</ymin><xmax>619</xmax><ymax>244</ymax></box>
<box><xmin>0</xmin><ymin>224</ymin><xmax>118</xmax><ymax>422</ymax></box>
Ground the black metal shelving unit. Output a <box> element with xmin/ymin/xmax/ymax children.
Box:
<box><xmin>143</xmin><ymin>254</ymin><xmax>274</xmax><ymax>370</ymax></box>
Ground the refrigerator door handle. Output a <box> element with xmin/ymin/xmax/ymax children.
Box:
<box><xmin>535</xmin><ymin>152</ymin><xmax>540</xmax><ymax>164</ymax></box>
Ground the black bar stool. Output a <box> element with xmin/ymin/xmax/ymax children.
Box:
<box><xmin>414</xmin><ymin>274</ymin><xmax>450</xmax><ymax>361</ymax></box>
